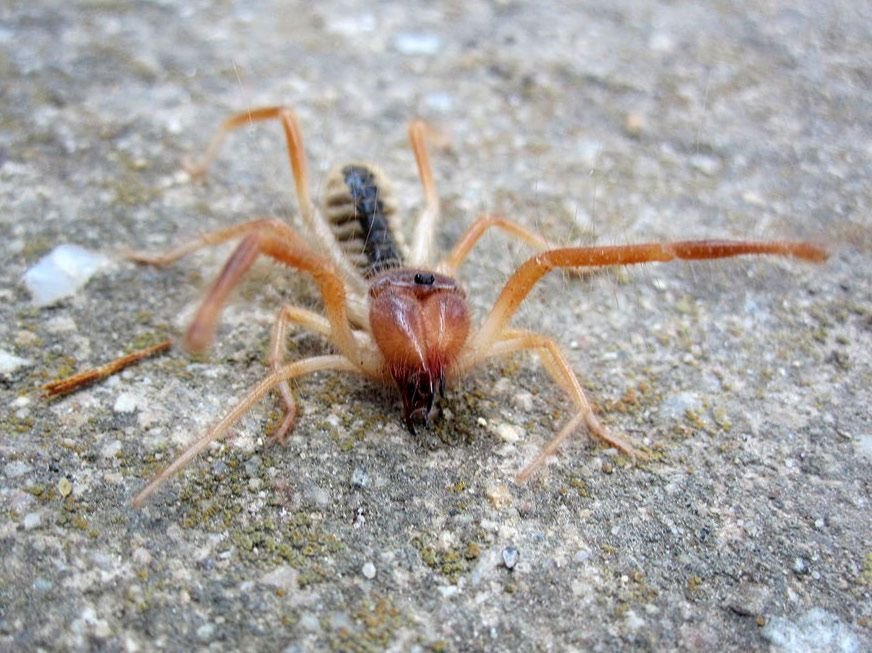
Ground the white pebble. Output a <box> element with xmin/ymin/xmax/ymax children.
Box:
<box><xmin>4</xmin><ymin>461</ymin><xmax>33</xmax><ymax>478</ymax></box>
<box><xmin>23</xmin><ymin>244</ymin><xmax>109</xmax><ymax>306</ymax></box>
<box><xmin>689</xmin><ymin>153</ymin><xmax>722</xmax><ymax>176</ymax></box>
<box><xmin>762</xmin><ymin>607</ymin><xmax>861</xmax><ymax>653</ymax></box>
<box><xmin>494</xmin><ymin>422</ymin><xmax>522</xmax><ymax>443</ymax></box>
<box><xmin>658</xmin><ymin>392</ymin><xmax>702</xmax><ymax>421</ymax></box>
<box><xmin>113</xmin><ymin>392</ymin><xmax>141</xmax><ymax>413</ymax></box>
<box><xmin>574</xmin><ymin>549</ymin><xmax>592</xmax><ymax>563</ymax></box>
<box><xmin>393</xmin><ymin>32</ymin><xmax>442</xmax><ymax>55</ymax></box>
<box><xmin>854</xmin><ymin>433</ymin><xmax>872</xmax><ymax>460</ymax></box>
<box><xmin>0</xmin><ymin>349</ymin><xmax>32</xmax><ymax>375</ymax></box>
<box><xmin>196</xmin><ymin>623</ymin><xmax>215</xmax><ymax>641</ymax></box>
<box><xmin>501</xmin><ymin>546</ymin><xmax>520</xmax><ymax>570</ymax></box>
<box><xmin>101</xmin><ymin>440</ymin><xmax>123</xmax><ymax>458</ymax></box>
<box><xmin>327</xmin><ymin>14</ymin><xmax>376</xmax><ymax>36</ymax></box>
<box><xmin>423</xmin><ymin>92</ymin><xmax>454</xmax><ymax>113</ymax></box>
<box><xmin>361</xmin><ymin>561</ymin><xmax>376</xmax><ymax>579</ymax></box>
<box><xmin>260</xmin><ymin>565</ymin><xmax>299</xmax><ymax>591</ymax></box>
<box><xmin>512</xmin><ymin>391</ymin><xmax>534</xmax><ymax>412</ymax></box>
<box><xmin>23</xmin><ymin>512</ymin><xmax>41</xmax><ymax>530</ymax></box>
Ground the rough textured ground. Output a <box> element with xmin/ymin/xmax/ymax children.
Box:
<box><xmin>1</xmin><ymin>2</ymin><xmax>869</xmax><ymax>651</ymax></box>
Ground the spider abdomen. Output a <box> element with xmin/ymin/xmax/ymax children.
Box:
<box><xmin>324</xmin><ymin>164</ymin><xmax>406</xmax><ymax>278</ymax></box>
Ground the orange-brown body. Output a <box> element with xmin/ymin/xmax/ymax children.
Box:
<box><xmin>369</xmin><ymin>269</ymin><xmax>470</xmax><ymax>426</ymax></box>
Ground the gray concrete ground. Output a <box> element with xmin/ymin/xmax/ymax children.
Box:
<box><xmin>1</xmin><ymin>1</ymin><xmax>869</xmax><ymax>651</ymax></box>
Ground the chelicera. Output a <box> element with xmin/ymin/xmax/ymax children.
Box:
<box><xmin>50</xmin><ymin>106</ymin><xmax>828</xmax><ymax>506</ymax></box>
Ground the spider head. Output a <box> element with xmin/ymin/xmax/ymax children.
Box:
<box><xmin>369</xmin><ymin>269</ymin><xmax>471</xmax><ymax>430</ymax></box>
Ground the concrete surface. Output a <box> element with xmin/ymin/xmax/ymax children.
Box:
<box><xmin>1</xmin><ymin>1</ymin><xmax>869</xmax><ymax>651</ymax></box>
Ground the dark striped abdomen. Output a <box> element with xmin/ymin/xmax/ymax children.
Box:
<box><xmin>323</xmin><ymin>164</ymin><xmax>405</xmax><ymax>278</ymax></box>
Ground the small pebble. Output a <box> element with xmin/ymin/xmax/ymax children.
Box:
<box><xmin>23</xmin><ymin>244</ymin><xmax>108</xmax><ymax>306</ymax></box>
<box><xmin>299</xmin><ymin>612</ymin><xmax>320</xmax><ymax>632</ymax></box>
<box><xmin>196</xmin><ymin>623</ymin><xmax>215</xmax><ymax>641</ymax></box>
<box><xmin>211</xmin><ymin>460</ymin><xmax>228</xmax><ymax>477</ymax></box>
<box><xmin>23</xmin><ymin>512</ymin><xmax>41</xmax><ymax>530</ymax></box>
<box><xmin>57</xmin><ymin>477</ymin><xmax>73</xmax><ymax>497</ymax></box>
<box><xmin>494</xmin><ymin>423</ymin><xmax>521</xmax><ymax>443</ymax></box>
<box><xmin>113</xmin><ymin>392</ymin><xmax>141</xmax><ymax>414</ymax></box>
<box><xmin>762</xmin><ymin>607</ymin><xmax>861</xmax><ymax>652</ymax></box>
<box><xmin>624</xmin><ymin>112</ymin><xmax>646</xmax><ymax>138</ymax></box>
<box><xmin>351</xmin><ymin>467</ymin><xmax>369</xmax><ymax>489</ymax></box>
<box><xmin>100</xmin><ymin>440</ymin><xmax>123</xmax><ymax>458</ymax></box>
<box><xmin>659</xmin><ymin>392</ymin><xmax>702</xmax><ymax>421</ymax></box>
<box><xmin>689</xmin><ymin>153</ymin><xmax>722</xmax><ymax>176</ymax></box>
<box><xmin>574</xmin><ymin>549</ymin><xmax>592</xmax><ymax>563</ymax></box>
<box><xmin>33</xmin><ymin>577</ymin><xmax>53</xmax><ymax>592</ymax></box>
<box><xmin>392</xmin><ymin>32</ymin><xmax>442</xmax><ymax>56</ymax></box>
<box><xmin>423</xmin><ymin>91</ymin><xmax>454</xmax><ymax>113</ymax></box>
<box><xmin>4</xmin><ymin>461</ymin><xmax>33</xmax><ymax>478</ymax></box>
<box><xmin>853</xmin><ymin>433</ymin><xmax>872</xmax><ymax>460</ymax></box>
<box><xmin>486</xmin><ymin>483</ymin><xmax>512</xmax><ymax>508</ymax></box>
<box><xmin>648</xmin><ymin>32</ymin><xmax>675</xmax><ymax>52</ymax></box>
<box><xmin>361</xmin><ymin>561</ymin><xmax>376</xmax><ymax>579</ymax></box>
<box><xmin>501</xmin><ymin>546</ymin><xmax>520</xmax><ymax>570</ymax></box>
<box><xmin>260</xmin><ymin>565</ymin><xmax>298</xmax><ymax>591</ymax></box>
<box><xmin>0</xmin><ymin>349</ymin><xmax>32</xmax><ymax>375</ymax></box>
<box><xmin>793</xmin><ymin>557</ymin><xmax>809</xmax><ymax>575</ymax></box>
<box><xmin>244</xmin><ymin>455</ymin><xmax>261</xmax><ymax>476</ymax></box>
<box><xmin>512</xmin><ymin>391</ymin><xmax>534</xmax><ymax>412</ymax></box>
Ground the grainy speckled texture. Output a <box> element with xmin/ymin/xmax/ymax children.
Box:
<box><xmin>1</xmin><ymin>2</ymin><xmax>869</xmax><ymax>651</ymax></box>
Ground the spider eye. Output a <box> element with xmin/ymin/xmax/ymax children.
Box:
<box><xmin>414</xmin><ymin>272</ymin><xmax>435</xmax><ymax>286</ymax></box>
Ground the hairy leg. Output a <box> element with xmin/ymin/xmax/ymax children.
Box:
<box><xmin>437</xmin><ymin>214</ymin><xmax>557</xmax><ymax>275</ymax></box>
<box><xmin>471</xmin><ymin>239</ymin><xmax>828</xmax><ymax>351</ymax></box>
<box><xmin>121</xmin><ymin>218</ymin><xmax>286</xmax><ymax>266</ymax></box>
<box><xmin>267</xmin><ymin>304</ymin><xmax>334</xmax><ymax>445</ymax></box>
<box><xmin>408</xmin><ymin>120</ymin><xmax>441</xmax><ymax>267</ymax></box>
<box><xmin>122</xmin><ymin>218</ymin><xmax>370</xmax><ymax>330</ymax></box>
<box><xmin>457</xmin><ymin>330</ymin><xmax>640</xmax><ymax>481</ymax></box>
<box><xmin>183</xmin><ymin>106</ymin><xmax>367</xmax><ymax>291</ymax></box>
<box><xmin>185</xmin><ymin>107</ymin><xmax>310</xmax><ymax>203</ymax></box>
<box><xmin>132</xmin><ymin>354</ymin><xmax>360</xmax><ymax>507</ymax></box>
<box><xmin>128</xmin><ymin>217</ymin><xmax>363</xmax><ymax>369</ymax></box>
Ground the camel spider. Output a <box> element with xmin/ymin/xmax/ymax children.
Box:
<box><xmin>57</xmin><ymin>106</ymin><xmax>827</xmax><ymax>506</ymax></box>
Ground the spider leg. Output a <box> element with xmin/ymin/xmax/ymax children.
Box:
<box><xmin>128</xmin><ymin>217</ymin><xmax>369</xmax><ymax>372</ymax></box>
<box><xmin>471</xmin><ymin>239</ymin><xmax>828</xmax><ymax>352</ymax></box>
<box><xmin>407</xmin><ymin>120</ymin><xmax>441</xmax><ymax>267</ymax></box>
<box><xmin>132</xmin><ymin>354</ymin><xmax>360</xmax><ymax>507</ymax></box>
<box><xmin>436</xmin><ymin>214</ymin><xmax>558</xmax><ymax>276</ymax></box>
<box><xmin>121</xmin><ymin>217</ymin><xmax>285</xmax><ymax>266</ymax></box>
<box><xmin>187</xmin><ymin>221</ymin><xmax>379</xmax><ymax>373</ymax></box>
<box><xmin>182</xmin><ymin>105</ymin><xmax>366</xmax><ymax>291</ymax></box>
<box><xmin>122</xmin><ymin>218</ymin><xmax>370</xmax><ymax>329</ymax></box>
<box><xmin>456</xmin><ymin>330</ymin><xmax>640</xmax><ymax>481</ymax></box>
<box><xmin>184</xmin><ymin>107</ymin><xmax>309</xmax><ymax>204</ymax></box>
<box><xmin>267</xmin><ymin>304</ymin><xmax>334</xmax><ymax>445</ymax></box>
